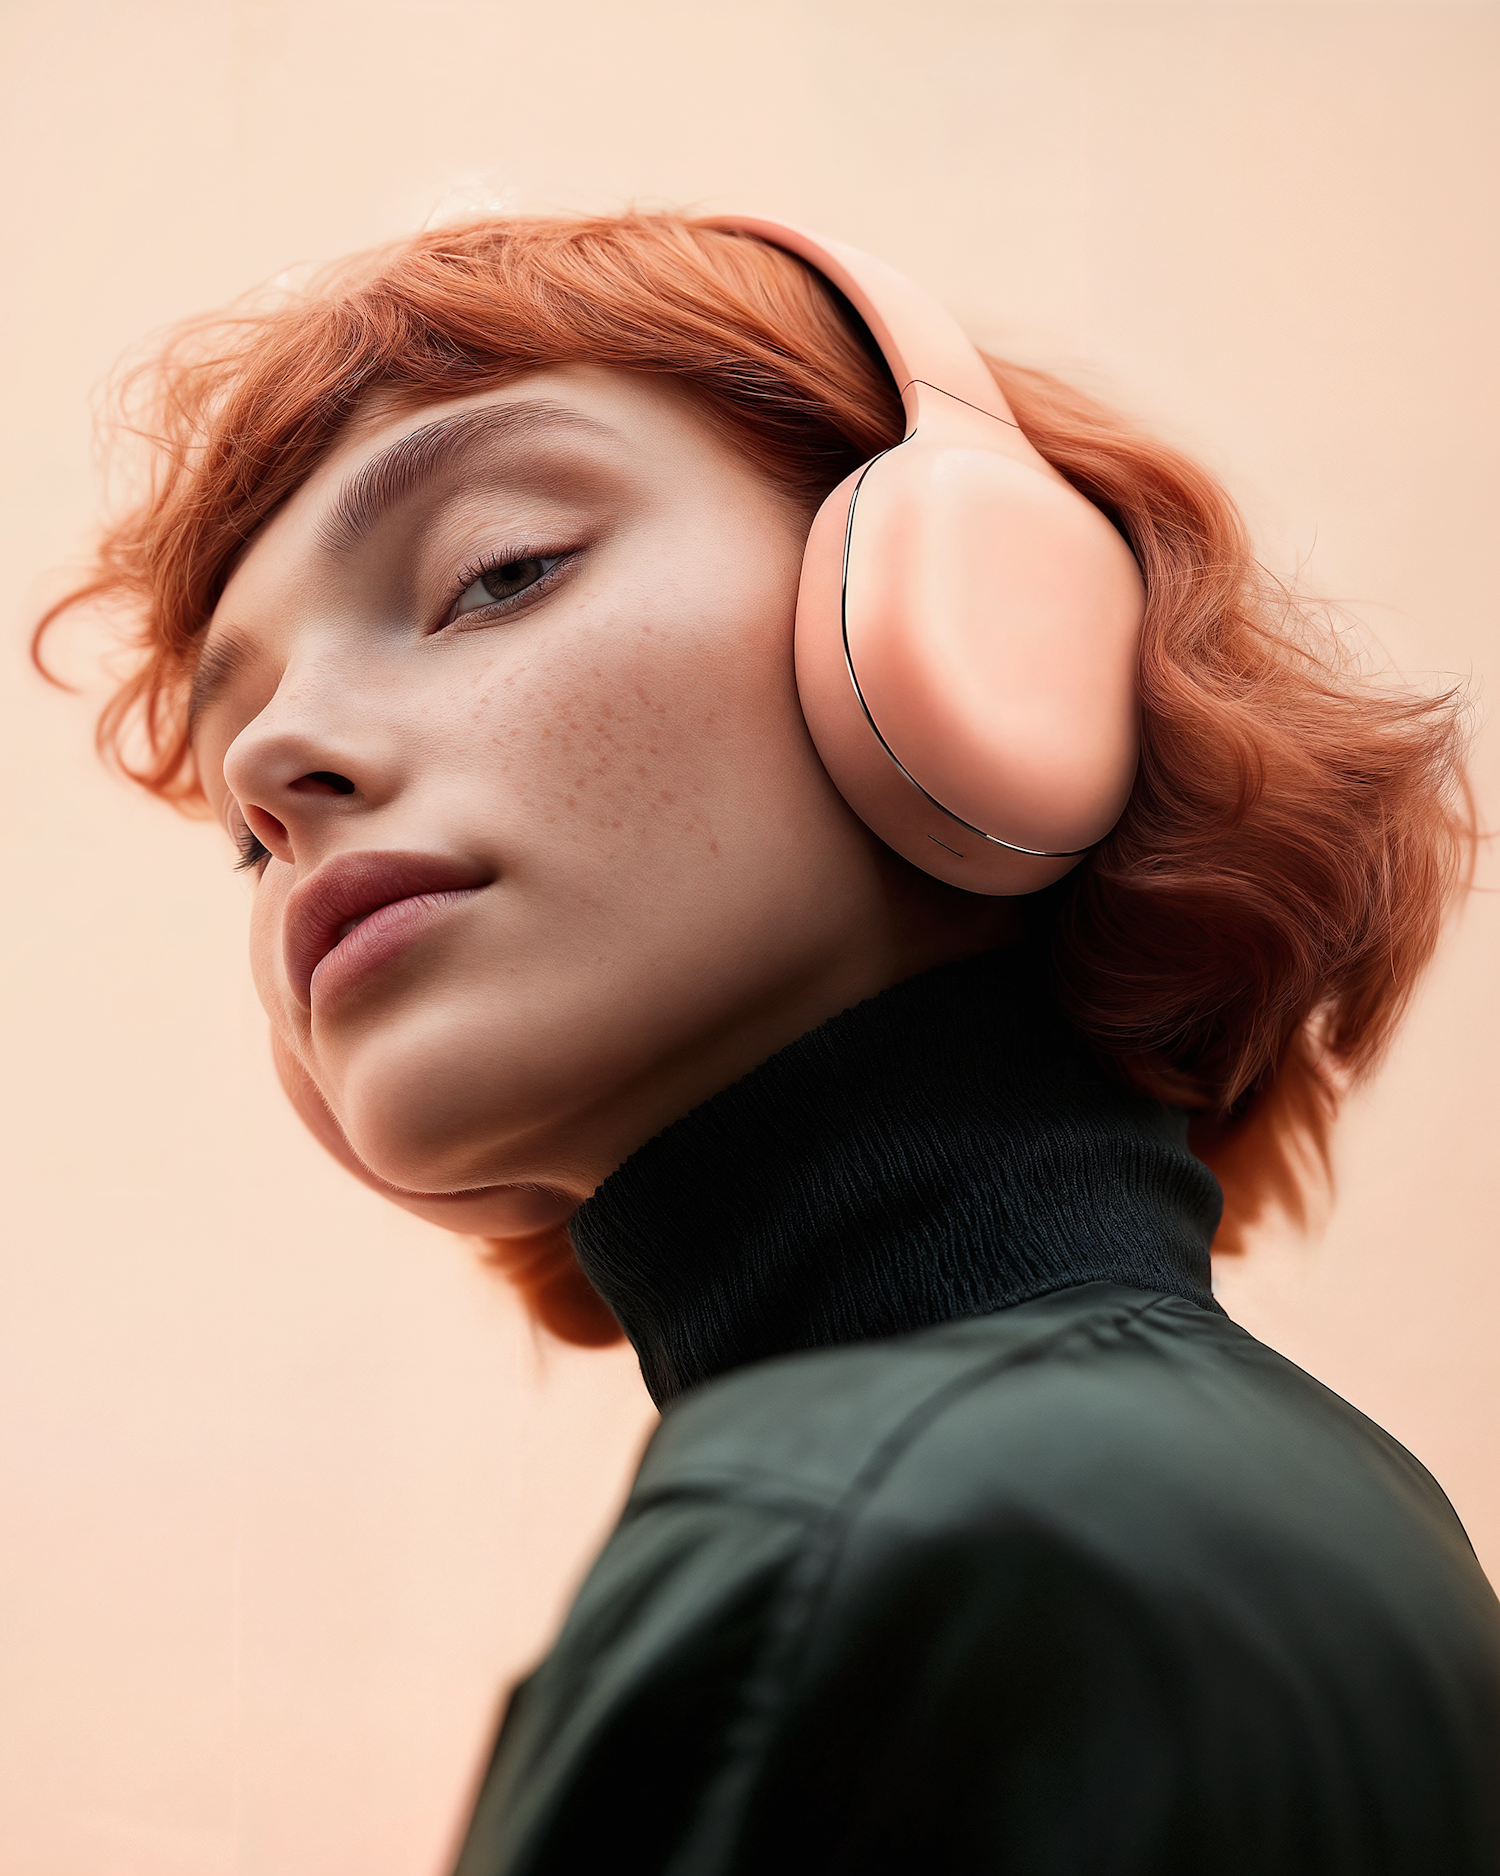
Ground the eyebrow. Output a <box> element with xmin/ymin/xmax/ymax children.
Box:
<box><xmin>187</xmin><ymin>399</ymin><xmax>617</xmax><ymax>736</ymax></box>
<box><xmin>315</xmin><ymin>399</ymin><xmax>616</xmax><ymax>557</ymax></box>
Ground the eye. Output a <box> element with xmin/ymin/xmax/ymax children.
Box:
<box><xmin>450</xmin><ymin>554</ymin><xmax>563</xmax><ymax>620</ymax></box>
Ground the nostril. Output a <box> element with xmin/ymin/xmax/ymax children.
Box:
<box><xmin>290</xmin><ymin>771</ymin><xmax>357</xmax><ymax>796</ymax></box>
<box><xmin>244</xmin><ymin>805</ymin><xmax>290</xmax><ymax>851</ymax></box>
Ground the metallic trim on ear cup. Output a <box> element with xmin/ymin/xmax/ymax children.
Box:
<box><xmin>898</xmin><ymin>380</ymin><xmax>1023</xmax><ymax>435</ymax></box>
<box><xmin>838</xmin><ymin>455</ymin><xmax>1096</xmax><ymax>863</ymax></box>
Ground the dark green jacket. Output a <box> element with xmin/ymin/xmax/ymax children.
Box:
<box><xmin>455</xmin><ymin>958</ymin><xmax>1500</xmax><ymax>1874</ymax></box>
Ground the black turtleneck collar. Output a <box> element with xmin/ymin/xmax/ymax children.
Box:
<box><xmin>569</xmin><ymin>948</ymin><xmax>1223</xmax><ymax>1408</ymax></box>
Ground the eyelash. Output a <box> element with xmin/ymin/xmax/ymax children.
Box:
<box><xmin>440</xmin><ymin>546</ymin><xmax>572</xmax><ymax>628</ymax></box>
<box><xmin>234</xmin><ymin>823</ymin><xmax>271</xmax><ymax>873</ymax></box>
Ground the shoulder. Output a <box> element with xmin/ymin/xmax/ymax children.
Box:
<box><xmin>638</xmin><ymin>1282</ymin><xmax>1496</xmax><ymax>1667</ymax></box>
<box><xmin>462</xmin><ymin>1287</ymin><xmax>1500</xmax><ymax>1875</ymax></box>
<box><xmin>641</xmin><ymin>1283</ymin><xmax>1454</xmax><ymax>1542</ymax></box>
<box><xmin>644</xmin><ymin>1288</ymin><xmax>1500</xmax><ymax>1873</ymax></box>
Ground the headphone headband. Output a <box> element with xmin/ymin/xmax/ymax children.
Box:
<box><xmin>712</xmin><ymin>217</ymin><xmax>1013</xmax><ymax>427</ymax></box>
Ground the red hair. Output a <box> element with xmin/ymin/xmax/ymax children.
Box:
<box><xmin>35</xmin><ymin>212</ymin><xmax>1471</xmax><ymax>1343</ymax></box>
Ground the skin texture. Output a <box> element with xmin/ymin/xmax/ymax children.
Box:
<box><xmin>193</xmin><ymin>366</ymin><xmax>1011</xmax><ymax>1234</ymax></box>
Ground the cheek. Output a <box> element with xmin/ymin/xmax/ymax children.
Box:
<box><xmin>473</xmin><ymin>568</ymin><xmax>808</xmax><ymax>867</ymax></box>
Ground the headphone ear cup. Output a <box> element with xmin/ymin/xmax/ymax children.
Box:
<box><xmin>795</xmin><ymin>393</ymin><xmax>1143</xmax><ymax>895</ymax></box>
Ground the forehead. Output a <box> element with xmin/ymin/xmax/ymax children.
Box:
<box><xmin>235</xmin><ymin>362</ymin><xmax>682</xmax><ymax>566</ymax></box>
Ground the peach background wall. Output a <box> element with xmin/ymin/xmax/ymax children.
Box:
<box><xmin>3</xmin><ymin>3</ymin><xmax>1498</xmax><ymax>1872</ymax></box>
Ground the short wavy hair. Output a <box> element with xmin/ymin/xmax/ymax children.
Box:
<box><xmin>36</xmin><ymin>211</ymin><xmax>1472</xmax><ymax>1342</ymax></box>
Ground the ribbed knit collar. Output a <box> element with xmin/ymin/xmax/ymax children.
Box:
<box><xmin>569</xmin><ymin>948</ymin><xmax>1223</xmax><ymax>1407</ymax></box>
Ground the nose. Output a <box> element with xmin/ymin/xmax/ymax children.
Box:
<box><xmin>221</xmin><ymin>678</ymin><xmax>400</xmax><ymax>867</ymax></box>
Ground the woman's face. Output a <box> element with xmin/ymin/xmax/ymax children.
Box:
<box><xmin>193</xmin><ymin>366</ymin><xmax>1006</xmax><ymax>1226</ymax></box>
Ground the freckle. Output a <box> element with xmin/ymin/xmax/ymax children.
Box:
<box><xmin>710</xmin><ymin>841</ymin><xmax>720</xmax><ymax>855</ymax></box>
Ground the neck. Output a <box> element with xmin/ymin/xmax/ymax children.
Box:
<box><xmin>569</xmin><ymin>948</ymin><xmax>1222</xmax><ymax>1407</ymax></box>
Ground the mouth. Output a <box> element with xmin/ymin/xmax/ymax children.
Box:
<box><xmin>283</xmin><ymin>849</ymin><xmax>495</xmax><ymax>1010</ymax></box>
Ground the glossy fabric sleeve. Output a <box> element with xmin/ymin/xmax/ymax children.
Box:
<box><xmin>716</xmin><ymin>1515</ymin><xmax>1500</xmax><ymax>1876</ymax></box>
<box><xmin>451</xmin><ymin>1494</ymin><xmax>807</xmax><ymax>1876</ymax></box>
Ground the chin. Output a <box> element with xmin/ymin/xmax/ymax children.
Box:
<box><xmin>339</xmin><ymin>1086</ymin><xmax>517</xmax><ymax>1195</ymax></box>
<box><xmin>325</xmin><ymin>1026</ymin><xmax>564</xmax><ymax>1197</ymax></box>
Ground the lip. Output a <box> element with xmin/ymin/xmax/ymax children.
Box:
<box><xmin>283</xmin><ymin>849</ymin><xmax>494</xmax><ymax>1010</ymax></box>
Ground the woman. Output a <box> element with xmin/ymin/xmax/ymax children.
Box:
<box><xmin>41</xmin><ymin>213</ymin><xmax>1500</xmax><ymax>1872</ymax></box>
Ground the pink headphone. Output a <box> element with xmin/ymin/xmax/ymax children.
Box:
<box><xmin>716</xmin><ymin>219</ymin><xmax>1145</xmax><ymax>895</ymax></box>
